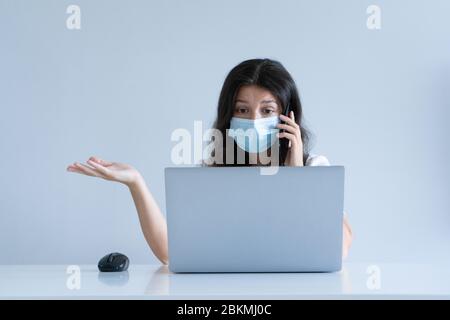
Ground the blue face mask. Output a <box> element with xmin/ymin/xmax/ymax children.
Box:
<box><xmin>228</xmin><ymin>116</ymin><xmax>280</xmax><ymax>154</ymax></box>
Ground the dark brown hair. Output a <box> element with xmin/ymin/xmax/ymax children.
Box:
<box><xmin>211</xmin><ymin>58</ymin><xmax>312</xmax><ymax>166</ymax></box>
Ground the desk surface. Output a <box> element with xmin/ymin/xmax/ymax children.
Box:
<box><xmin>1</xmin><ymin>263</ymin><xmax>449</xmax><ymax>299</ymax></box>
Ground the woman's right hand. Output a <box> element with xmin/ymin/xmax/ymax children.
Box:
<box><xmin>67</xmin><ymin>156</ymin><xmax>141</xmax><ymax>187</ymax></box>
<box><xmin>68</xmin><ymin>156</ymin><xmax>169</xmax><ymax>264</ymax></box>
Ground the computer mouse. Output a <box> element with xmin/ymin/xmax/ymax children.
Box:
<box><xmin>98</xmin><ymin>252</ymin><xmax>129</xmax><ymax>272</ymax></box>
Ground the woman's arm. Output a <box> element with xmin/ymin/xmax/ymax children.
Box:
<box><xmin>67</xmin><ymin>156</ymin><xmax>169</xmax><ymax>265</ymax></box>
<box><xmin>128</xmin><ymin>175</ymin><xmax>169</xmax><ymax>265</ymax></box>
<box><xmin>343</xmin><ymin>215</ymin><xmax>353</xmax><ymax>259</ymax></box>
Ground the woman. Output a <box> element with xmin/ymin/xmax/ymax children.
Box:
<box><xmin>67</xmin><ymin>58</ymin><xmax>353</xmax><ymax>265</ymax></box>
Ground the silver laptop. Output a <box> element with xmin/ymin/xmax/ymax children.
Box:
<box><xmin>165</xmin><ymin>166</ymin><xmax>345</xmax><ymax>273</ymax></box>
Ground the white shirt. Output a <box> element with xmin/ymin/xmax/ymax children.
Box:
<box><xmin>305</xmin><ymin>154</ymin><xmax>331</xmax><ymax>167</ymax></box>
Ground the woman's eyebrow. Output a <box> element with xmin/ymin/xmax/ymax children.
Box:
<box><xmin>261</xmin><ymin>99</ymin><xmax>277</xmax><ymax>104</ymax></box>
<box><xmin>235</xmin><ymin>99</ymin><xmax>277</xmax><ymax>104</ymax></box>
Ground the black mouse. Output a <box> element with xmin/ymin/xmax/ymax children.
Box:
<box><xmin>98</xmin><ymin>253</ymin><xmax>129</xmax><ymax>272</ymax></box>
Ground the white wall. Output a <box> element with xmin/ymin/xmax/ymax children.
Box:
<box><xmin>1</xmin><ymin>0</ymin><xmax>449</xmax><ymax>264</ymax></box>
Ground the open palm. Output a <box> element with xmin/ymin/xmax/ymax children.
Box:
<box><xmin>67</xmin><ymin>156</ymin><xmax>139</xmax><ymax>186</ymax></box>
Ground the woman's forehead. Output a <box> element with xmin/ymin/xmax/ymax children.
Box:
<box><xmin>236</xmin><ymin>85</ymin><xmax>278</xmax><ymax>104</ymax></box>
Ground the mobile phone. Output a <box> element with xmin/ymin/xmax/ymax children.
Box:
<box><xmin>280</xmin><ymin>104</ymin><xmax>290</xmax><ymax>148</ymax></box>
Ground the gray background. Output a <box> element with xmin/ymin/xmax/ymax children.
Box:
<box><xmin>0</xmin><ymin>0</ymin><xmax>449</xmax><ymax>265</ymax></box>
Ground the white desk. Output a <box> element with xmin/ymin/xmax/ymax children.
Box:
<box><xmin>1</xmin><ymin>263</ymin><xmax>449</xmax><ymax>299</ymax></box>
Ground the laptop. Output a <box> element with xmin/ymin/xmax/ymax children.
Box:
<box><xmin>164</xmin><ymin>166</ymin><xmax>345</xmax><ymax>273</ymax></box>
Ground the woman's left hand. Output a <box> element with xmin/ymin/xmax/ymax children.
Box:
<box><xmin>277</xmin><ymin>111</ymin><xmax>304</xmax><ymax>166</ymax></box>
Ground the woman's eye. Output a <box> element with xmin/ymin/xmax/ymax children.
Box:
<box><xmin>263</xmin><ymin>109</ymin><xmax>274</xmax><ymax>114</ymax></box>
<box><xmin>236</xmin><ymin>108</ymin><xmax>248</xmax><ymax>113</ymax></box>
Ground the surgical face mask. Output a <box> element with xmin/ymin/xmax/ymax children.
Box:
<box><xmin>228</xmin><ymin>116</ymin><xmax>280</xmax><ymax>154</ymax></box>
